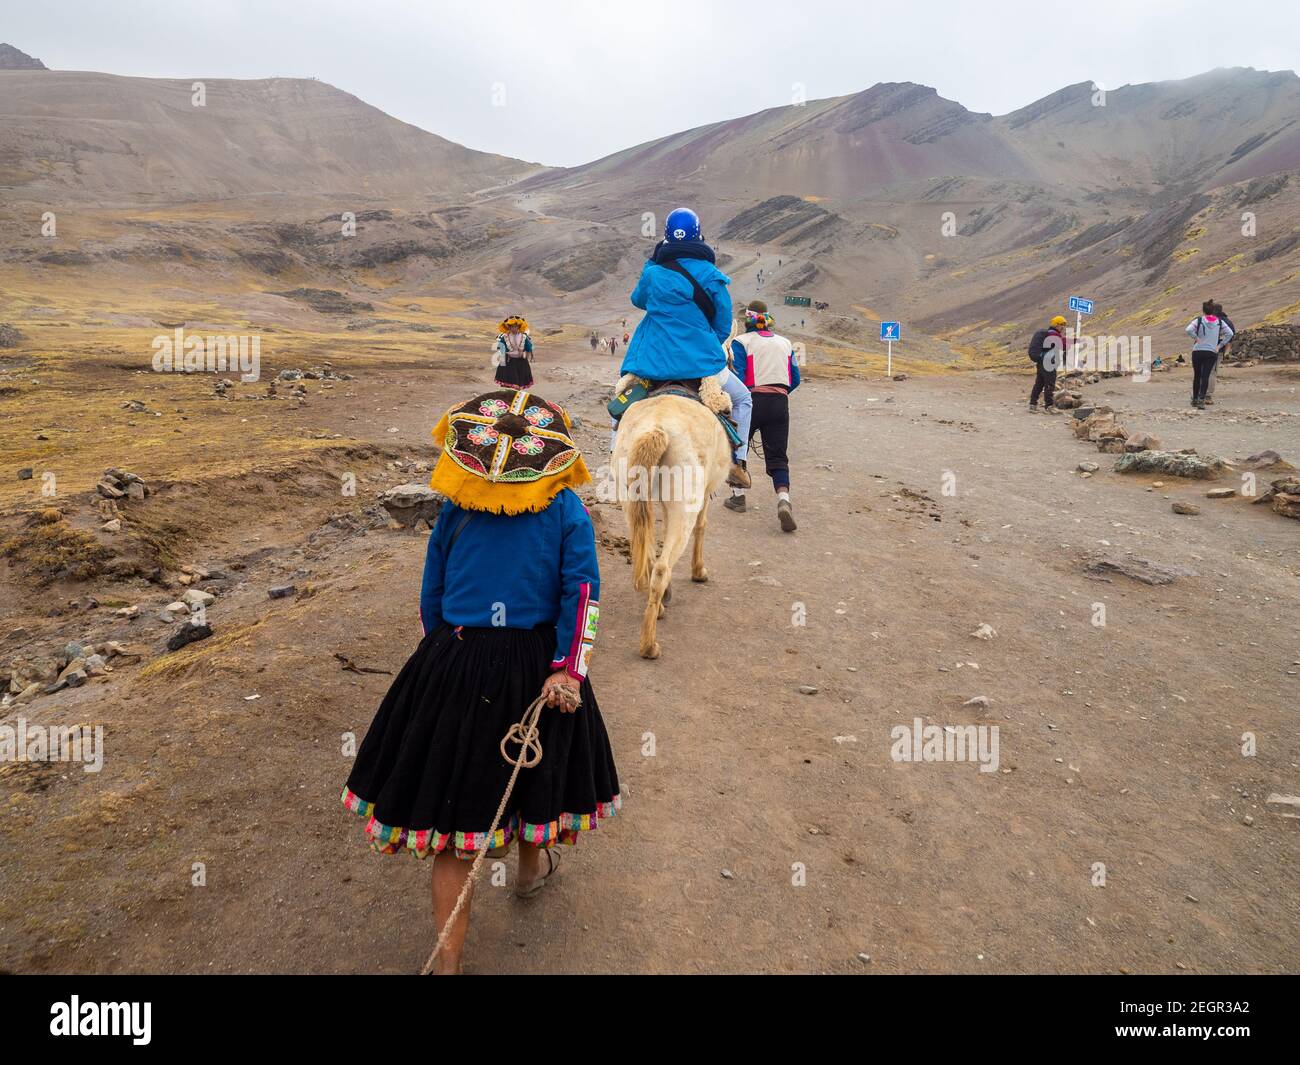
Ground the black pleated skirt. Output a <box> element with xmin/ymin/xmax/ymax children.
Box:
<box><xmin>341</xmin><ymin>623</ymin><xmax>620</xmax><ymax>859</ymax></box>
<box><xmin>494</xmin><ymin>356</ymin><xmax>534</xmax><ymax>388</ymax></box>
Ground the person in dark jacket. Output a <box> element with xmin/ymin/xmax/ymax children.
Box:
<box><xmin>1028</xmin><ymin>315</ymin><xmax>1069</xmax><ymax>413</ymax></box>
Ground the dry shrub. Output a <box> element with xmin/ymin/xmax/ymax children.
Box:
<box><xmin>1</xmin><ymin>508</ymin><xmax>114</xmax><ymax>584</ymax></box>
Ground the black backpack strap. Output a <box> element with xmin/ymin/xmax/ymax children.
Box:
<box><xmin>657</xmin><ymin>259</ymin><xmax>716</xmax><ymax>325</ymax></box>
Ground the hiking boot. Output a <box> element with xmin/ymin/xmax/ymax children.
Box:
<box><xmin>727</xmin><ymin>460</ymin><xmax>752</xmax><ymax>489</ymax></box>
<box><xmin>723</xmin><ymin>494</ymin><xmax>746</xmax><ymax>513</ymax></box>
<box><xmin>1043</xmin><ymin>404</ymin><xmax>1060</xmax><ymax>415</ymax></box>
<box><xmin>1203</xmin><ymin>396</ymin><xmax>1215</xmax><ymax>405</ymax></box>
<box><xmin>1027</xmin><ymin>402</ymin><xmax>1040</xmax><ymax>412</ymax></box>
<box><xmin>777</xmin><ymin>499</ymin><xmax>797</xmax><ymax>532</ymax></box>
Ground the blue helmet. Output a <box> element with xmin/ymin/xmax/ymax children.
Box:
<box><xmin>664</xmin><ymin>207</ymin><xmax>701</xmax><ymax>243</ymax></box>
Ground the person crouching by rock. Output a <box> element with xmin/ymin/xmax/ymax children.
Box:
<box><xmin>494</xmin><ymin>315</ymin><xmax>534</xmax><ymax>388</ymax></box>
<box><xmin>341</xmin><ymin>389</ymin><xmax>620</xmax><ymax>975</ymax></box>
<box><xmin>1186</xmin><ymin>300</ymin><xmax>1234</xmax><ymax>410</ymax></box>
<box><xmin>724</xmin><ymin>305</ymin><xmax>800</xmax><ymax>532</ymax></box>
<box><xmin>1028</xmin><ymin>315</ymin><xmax>1069</xmax><ymax>414</ymax></box>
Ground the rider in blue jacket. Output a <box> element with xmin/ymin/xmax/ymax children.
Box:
<box><xmin>622</xmin><ymin>208</ymin><xmax>732</xmax><ymax>381</ymax></box>
<box><xmin>618</xmin><ymin>208</ymin><xmax>750</xmax><ymax>487</ymax></box>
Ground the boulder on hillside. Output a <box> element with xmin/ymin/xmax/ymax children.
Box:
<box><xmin>379</xmin><ymin>484</ymin><xmax>444</xmax><ymax>528</ymax></box>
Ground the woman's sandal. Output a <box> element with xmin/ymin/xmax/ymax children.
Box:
<box><xmin>515</xmin><ymin>848</ymin><xmax>560</xmax><ymax>899</ymax></box>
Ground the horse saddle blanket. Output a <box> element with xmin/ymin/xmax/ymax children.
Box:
<box><xmin>607</xmin><ymin>378</ymin><xmax>742</xmax><ymax>448</ymax></box>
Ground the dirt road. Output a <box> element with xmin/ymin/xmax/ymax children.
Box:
<box><xmin>2</xmin><ymin>345</ymin><xmax>1297</xmax><ymax>973</ymax></box>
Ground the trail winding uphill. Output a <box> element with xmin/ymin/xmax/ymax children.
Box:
<box><xmin>3</xmin><ymin>342</ymin><xmax>1297</xmax><ymax>974</ymax></box>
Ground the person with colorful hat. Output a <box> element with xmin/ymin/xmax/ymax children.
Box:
<box><xmin>494</xmin><ymin>315</ymin><xmax>535</xmax><ymax>388</ymax></box>
<box><xmin>341</xmin><ymin>388</ymin><xmax>620</xmax><ymax>974</ymax></box>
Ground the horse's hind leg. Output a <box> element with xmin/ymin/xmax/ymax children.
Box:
<box><xmin>639</xmin><ymin>502</ymin><xmax>691</xmax><ymax>659</ymax></box>
<box><xmin>690</xmin><ymin>502</ymin><xmax>709</xmax><ymax>583</ymax></box>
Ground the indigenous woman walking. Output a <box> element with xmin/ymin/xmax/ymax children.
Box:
<box><xmin>493</xmin><ymin>315</ymin><xmax>534</xmax><ymax>388</ymax></box>
<box><xmin>341</xmin><ymin>388</ymin><xmax>620</xmax><ymax>974</ymax></box>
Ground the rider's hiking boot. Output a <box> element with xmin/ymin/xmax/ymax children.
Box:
<box><xmin>727</xmin><ymin>460</ymin><xmax>751</xmax><ymax>489</ymax></box>
<box><xmin>723</xmin><ymin>494</ymin><xmax>747</xmax><ymax>513</ymax></box>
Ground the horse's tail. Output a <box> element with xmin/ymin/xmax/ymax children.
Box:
<box><xmin>627</xmin><ymin>425</ymin><xmax>670</xmax><ymax>592</ymax></box>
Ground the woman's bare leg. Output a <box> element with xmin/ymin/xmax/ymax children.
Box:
<box><xmin>431</xmin><ymin>852</ymin><xmax>474</xmax><ymax>974</ymax></box>
<box><xmin>517</xmin><ymin>840</ymin><xmax>545</xmax><ymax>894</ymax></box>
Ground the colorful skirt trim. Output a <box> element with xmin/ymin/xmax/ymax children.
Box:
<box><xmin>342</xmin><ymin>785</ymin><xmax>621</xmax><ymax>860</ymax></box>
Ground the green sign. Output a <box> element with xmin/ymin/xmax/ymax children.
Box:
<box><xmin>784</xmin><ymin>295</ymin><xmax>811</xmax><ymax>307</ymax></box>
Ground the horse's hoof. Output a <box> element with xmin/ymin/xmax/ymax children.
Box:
<box><xmin>691</xmin><ymin>569</ymin><xmax>709</xmax><ymax>583</ymax></box>
<box><xmin>662</xmin><ymin>586</ymin><xmax>672</xmax><ymax>603</ymax></box>
<box><xmin>656</xmin><ymin>603</ymin><xmax>665</xmax><ymax>618</ymax></box>
<box><xmin>640</xmin><ymin>643</ymin><xmax>661</xmax><ymax>660</ymax></box>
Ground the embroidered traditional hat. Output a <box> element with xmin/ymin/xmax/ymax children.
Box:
<box><xmin>498</xmin><ymin>315</ymin><xmax>530</xmax><ymax>333</ymax></box>
<box><xmin>429</xmin><ymin>389</ymin><xmax>590</xmax><ymax>515</ymax></box>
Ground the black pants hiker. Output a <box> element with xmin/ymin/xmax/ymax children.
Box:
<box><xmin>1191</xmin><ymin>350</ymin><xmax>1217</xmax><ymax>403</ymax></box>
<box><xmin>748</xmin><ymin>389</ymin><xmax>791</xmax><ymax>489</ymax></box>
<box><xmin>1030</xmin><ymin>361</ymin><xmax>1057</xmax><ymax>407</ymax></box>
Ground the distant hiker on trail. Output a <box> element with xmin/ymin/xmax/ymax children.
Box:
<box><xmin>493</xmin><ymin>315</ymin><xmax>534</xmax><ymax>389</ymax></box>
<box><xmin>342</xmin><ymin>389</ymin><xmax>620</xmax><ymax>975</ymax></box>
<box><xmin>623</xmin><ymin>331</ymin><xmax>630</xmax><ymax>344</ymax></box>
<box><xmin>613</xmin><ymin>207</ymin><xmax>751</xmax><ymax>488</ymax></box>
<box><xmin>1186</xmin><ymin>300</ymin><xmax>1233</xmax><ymax>410</ymax></box>
<box><xmin>589</xmin><ymin>332</ymin><xmax>598</xmax><ymax>351</ymax></box>
<box><xmin>724</xmin><ymin>303</ymin><xmax>800</xmax><ymax>531</ymax></box>
<box><xmin>1028</xmin><ymin>315</ymin><xmax>1069</xmax><ymax>414</ymax></box>
<box><xmin>1204</xmin><ymin>299</ymin><xmax>1234</xmax><ymax>406</ymax></box>
<box><xmin>609</xmin><ymin>337</ymin><xmax>618</xmax><ymax>357</ymax></box>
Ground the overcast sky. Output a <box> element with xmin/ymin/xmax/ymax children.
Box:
<box><xmin>8</xmin><ymin>0</ymin><xmax>1299</xmax><ymax>166</ymax></box>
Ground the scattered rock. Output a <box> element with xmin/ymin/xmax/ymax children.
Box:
<box><xmin>181</xmin><ymin>588</ymin><xmax>215</xmax><ymax>608</ymax></box>
<box><xmin>379</xmin><ymin>483</ymin><xmax>444</xmax><ymax>528</ymax></box>
<box><xmin>166</xmin><ymin>621</ymin><xmax>213</xmax><ymax>652</ymax></box>
<box><xmin>1124</xmin><ymin>434</ymin><xmax>1161</xmax><ymax>453</ymax></box>
<box><xmin>1171</xmin><ymin>501</ymin><xmax>1200</xmax><ymax>515</ymax></box>
<box><xmin>1113</xmin><ymin>450</ymin><xmax>1225</xmax><ymax>479</ymax></box>
<box><xmin>268</xmin><ymin>585</ymin><xmax>296</xmax><ymax>599</ymax></box>
<box><xmin>1265</xmin><ymin>794</ymin><xmax>1300</xmax><ymax>819</ymax></box>
<box><xmin>1077</xmin><ymin>462</ymin><xmax>1099</xmax><ymax>473</ymax></box>
<box><xmin>84</xmin><ymin>654</ymin><xmax>110</xmax><ymax>676</ymax></box>
<box><xmin>1083</xmin><ymin>554</ymin><xmax>1196</xmax><ymax>586</ymax></box>
<box><xmin>797</xmin><ymin>685</ymin><xmax>819</xmax><ymax>695</ymax></box>
<box><xmin>1205</xmin><ymin>488</ymin><xmax>1236</xmax><ymax>499</ymax></box>
<box><xmin>17</xmin><ymin>467</ymin><xmax>33</xmax><ymax>480</ymax></box>
<box><xmin>970</xmin><ymin>624</ymin><xmax>997</xmax><ymax>640</ymax></box>
<box><xmin>962</xmin><ymin>695</ymin><xmax>993</xmax><ymax>708</ymax></box>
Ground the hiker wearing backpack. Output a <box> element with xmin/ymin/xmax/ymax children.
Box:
<box><xmin>1027</xmin><ymin>315</ymin><xmax>1069</xmax><ymax>413</ymax></box>
<box><xmin>616</xmin><ymin>207</ymin><xmax>750</xmax><ymax>488</ymax></box>
<box><xmin>1204</xmin><ymin>300</ymin><xmax>1235</xmax><ymax>405</ymax></box>
<box><xmin>1186</xmin><ymin>300</ymin><xmax>1234</xmax><ymax>409</ymax></box>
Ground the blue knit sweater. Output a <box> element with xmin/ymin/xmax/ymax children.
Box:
<box><xmin>419</xmin><ymin>488</ymin><xmax>600</xmax><ymax>679</ymax></box>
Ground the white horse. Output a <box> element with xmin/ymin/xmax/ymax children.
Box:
<box><xmin>612</xmin><ymin>376</ymin><xmax>732</xmax><ymax>659</ymax></box>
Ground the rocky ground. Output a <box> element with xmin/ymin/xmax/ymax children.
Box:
<box><xmin>1</xmin><ymin>340</ymin><xmax>1297</xmax><ymax>974</ymax></box>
